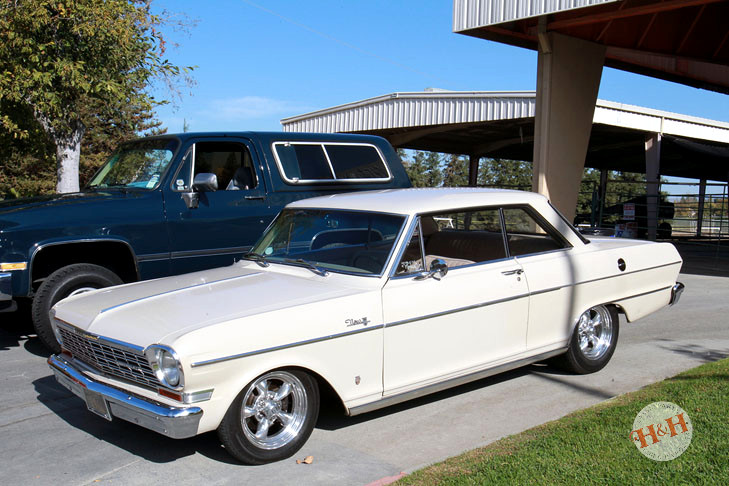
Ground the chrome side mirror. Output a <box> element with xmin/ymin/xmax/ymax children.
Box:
<box><xmin>415</xmin><ymin>258</ymin><xmax>448</xmax><ymax>281</ymax></box>
<box><xmin>182</xmin><ymin>173</ymin><xmax>219</xmax><ymax>209</ymax></box>
<box><xmin>192</xmin><ymin>173</ymin><xmax>218</xmax><ymax>192</ymax></box>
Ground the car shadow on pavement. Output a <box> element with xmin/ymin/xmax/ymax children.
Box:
<box><xmin>32</xmin><ymin>375</ymin><xmax>241</xmax><ymax>465</ymax></box>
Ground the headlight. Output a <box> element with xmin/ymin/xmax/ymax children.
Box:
<box><xmin>145</xmin><ymin>345</ymin><xmax>184</xmax><ymax>389</ymax></box>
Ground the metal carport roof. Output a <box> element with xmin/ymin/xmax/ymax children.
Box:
<box><xmin>281</xmin><ymin>90</ymin><xmax>729</xmax><ymax>181</ymax></box>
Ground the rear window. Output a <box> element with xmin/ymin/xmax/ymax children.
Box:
<box><xmin>273</xmin><ymin>142</ymin><xmax>391</xmax><ymax>184</ymax></box>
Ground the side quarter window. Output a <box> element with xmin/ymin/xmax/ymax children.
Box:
<box><xmin>502</xmin><ymin>207</ymin><xmax>568</xmax><ymax>256</ymax></box>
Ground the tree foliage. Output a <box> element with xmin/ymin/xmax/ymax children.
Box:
<box><xmin>0</xmin><ymin>0</ymin><xmax>192</xmax><ymax>194</ymax></box>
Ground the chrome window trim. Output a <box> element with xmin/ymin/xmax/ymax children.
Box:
<box><xmin>271</xmin><ymin>141</ymin><xmax>393</xmax><ymax>184</ymax></box>
<box><xmin>169</xmin><ymin>145</ymin><xmax>194</xmax><ymax>192</ymax></box>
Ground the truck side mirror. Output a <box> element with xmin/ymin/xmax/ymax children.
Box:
<box><xmin>192</xmin><ymin>173</ymin><xmax>218</xmax><ymax>192</ymax></box>
<box><xmin>182</xmin><ymin>173</ymin><xmax>219</xmax><ymax>209</ymax></box>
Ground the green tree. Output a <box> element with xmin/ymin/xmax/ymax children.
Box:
<box><xmin>403</xmin><ymin>150</ymin><xmax>443</xmax><ymax>188</ymax></box>
<box><xmin>442</xmin><ymin>154</ymin><xmax>469</xmax><ymax>187</ymax></box>
<box><xmin>0</xmin><ymin>0</ymin><xmax>192</xmax><ymax>193</ymax></box>
<box><xmin>477</xmin><ymin>158</ymin><xmax>532</xmax><ymax>189</ymax></box>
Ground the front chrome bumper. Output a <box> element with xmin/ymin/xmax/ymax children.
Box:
<box><xmin>669</xmin><ymin>282</ymin><xmax>685</xmax><ymax>306</ymax></box>
<box><xmin>48</xmin><ymin>354</ymin><xmax>202</xmax><ymax>439</ymax></box>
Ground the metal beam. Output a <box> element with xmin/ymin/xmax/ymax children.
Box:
<box><xmin>547</xmin><ymin>0</ymin><xmax>724</xmax><ymax>31</ymax></box>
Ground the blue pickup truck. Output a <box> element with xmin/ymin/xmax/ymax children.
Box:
<box><xmin>0</xmin><ymin>131</ymin><xmax>411</xmax><ymax>351</ymax></box>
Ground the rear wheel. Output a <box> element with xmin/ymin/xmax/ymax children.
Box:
<box><xmin>218</xmin><ymin>369</ymin><xmax>319</xmax><ymax>464</ymax></box>
<box><xmin>31</xmin><ymin>263</ymin><xmax>122</xmax><ymax>353</ymax></box>
<box><xmin>555</xmin><ymin>305</ymin><xmax>619</xmax><ymax>374</ymax></box>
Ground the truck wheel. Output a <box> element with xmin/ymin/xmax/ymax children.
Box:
<box><xmin>31</xmin><ymin>263</ymin><xmax>123</xmax><ymax>353</ymax></box>
<box><xmin>218</xmin><ymin>369</ymin><xmax>319</xmax><ymax>464</ymax></box>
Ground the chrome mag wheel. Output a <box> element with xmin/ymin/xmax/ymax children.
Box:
<box><xmin>576</xmin><ymin>305</ymin><xmax>615</xmax><ymax>361</ymax></box>
<box><xmin>240</xmin><ymin>371</ymin><xmax>309</xmax><ymax>450</ymax></box>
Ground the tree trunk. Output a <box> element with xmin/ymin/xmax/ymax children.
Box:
<box><xmin>34</xmin><ymin>113</ymin><xmax>86</xmax><ymax>193</ymax></box>
<box><xmin>54</xmin><ymin>124</ymin><xmax>85</xmax><ymax>193</ymax></box>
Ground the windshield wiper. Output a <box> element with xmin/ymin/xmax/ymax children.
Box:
<box><xmin>284</xmin><ymin>258</ymin><xmax>329</xmax><ymax>277</ymax></box>
<box><xmin>243</xmin><ymin>251</ymin><xmax>269</xmax><ymax>267</ymax></box>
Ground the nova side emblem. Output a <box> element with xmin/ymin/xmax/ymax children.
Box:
<box><xmin>346</xmin><ymin>317</ymin><xmax>370</xmax><ymax>327</ymax></box>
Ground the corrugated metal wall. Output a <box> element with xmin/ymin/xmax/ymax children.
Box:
<box><xmin>452</xmin><ymin>0</ymin><xmax>621</xmax><ymax>31</ymax></box>
<box><xmin>282</xmin><ymin>93</ymin><xmax>536</xmax><ymax>133</ymax></box>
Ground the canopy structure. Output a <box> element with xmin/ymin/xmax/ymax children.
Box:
<box><xmin>281</xmin><ymin>90</ymin><xmax>729</xmax><ymax>182</ymax></box>
<box><xmin>453</xmin><ymin>0</ymin><xmax>729</xmax><ymax>94</ymax></box>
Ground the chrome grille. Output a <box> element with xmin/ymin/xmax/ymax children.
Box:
<box><xmin>57</xmin><ymin>325</ymin><xmax>159</xmax><ymax>389</ymax></box>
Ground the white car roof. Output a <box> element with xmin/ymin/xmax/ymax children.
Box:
<box><xmin>287</xmin><ymin>187</ymin><xmax>549</xmax><ymax>216</ymax></box>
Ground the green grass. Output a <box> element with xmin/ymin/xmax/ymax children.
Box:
<box><xmin>397</xmin><ymin>358</ymin><xmax>729</xmax><ymax>485</ymax></box>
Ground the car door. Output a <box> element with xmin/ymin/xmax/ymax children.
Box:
<box><xmin>500</xmin><ymin>206</ymin><xmax>576</xmax><ymax>351</ymax></box>
<box><xmin>164</xmin><ymin>137</ymin><xmax>275</xmax><ymax>274</ymax></box>
<box><xmin>381</xmin><ymin>208</ymin><xmax>529</xmax><ymax>396</ymax></box>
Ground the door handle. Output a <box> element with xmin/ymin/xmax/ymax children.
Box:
<box><xmin>244</xmin><ymin>195</ymin><xmax>265</xmax><ymax>200</ymax></box>
<box><xmin>501</xmin><ymin>269</ymin><xmax>523</xmax><ymax>276</ymax></box>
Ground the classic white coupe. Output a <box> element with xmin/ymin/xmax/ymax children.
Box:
<box><xmin>48</xmin><ymin>188</ymin><xmax>684</xmax><ymax>464</ymax></box>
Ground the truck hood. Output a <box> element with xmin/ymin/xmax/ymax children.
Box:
<box><xmin>0</xmin><ymin>190</ymin><xmax>146</xmax><ymax>230</ymax></box>
<box><xmin>52</xmin><ymin>261</ymin><xmax>369</xmax><ymax>347</ymax></box>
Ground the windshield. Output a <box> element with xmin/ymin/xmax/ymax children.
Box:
<box><xmin>87</xmin><ymin>138</ymin><xmax>179</xmax><ymax>190</ymax></box>
<box><xmin>250</xmin><ymin>208</ymin><xmax>407</xmax><ymax>276</ymax></box>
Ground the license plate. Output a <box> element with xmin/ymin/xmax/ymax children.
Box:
<box><xmin>83</xmin><ymin>389</ymin><xmax>112</xmax><ymax>421</ymax></box>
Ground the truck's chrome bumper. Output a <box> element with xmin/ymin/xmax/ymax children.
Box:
<box><xmin>48</xmin><ymin>354</ymin><xmax>202</xmax><ymax>439</ymax></box>
<box><xmin>669</xmin><ymin>282</ymin><xmax>685</xmax><ymax>306</ymax></box>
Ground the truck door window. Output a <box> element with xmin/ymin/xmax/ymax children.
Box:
<box><xmin>193</xmin><ymin>142</ymin><xmax>258</xmax><ymax>191</ymax></box>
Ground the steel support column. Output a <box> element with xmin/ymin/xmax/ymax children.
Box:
<box><xmin>645</xmin><ymin>133</ymin><xmax>661</xmax><ymax>241</ymax></box>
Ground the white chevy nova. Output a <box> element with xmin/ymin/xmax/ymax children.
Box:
<box><xmin>48</xmin><ymin>188</ymin><xmax>684</xmax><ymax>464</ymax></box>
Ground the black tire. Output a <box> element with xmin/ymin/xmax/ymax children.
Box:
<box><xmin>31</xmin><ymin>263</ymin><xmax>123</xmax><ymax>353</ymax></box>
<box><xmin>553</xmin><ymin>305</ymin><xmax>619</xmax><ymax>375</ymax></box>
<box><xmin>218</xmin><ymin>369</ymin><xmax>319</xmax><ymax>464</ymax></box>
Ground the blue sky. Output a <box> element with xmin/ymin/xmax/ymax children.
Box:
<box><xmin>152</xmin><ymin>0</ymin><xmax>729</xmax><ymax>135</ymax></box>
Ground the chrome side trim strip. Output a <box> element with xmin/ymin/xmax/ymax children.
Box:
<box><xmin>385</xmin><ymin>292</ymin><xmax>530</xmax><ymax>329</ymax></box>
<box><xmin>347</xmin><ymin>348</ymin><xmax>566</xmax><ymax>416</ymax></box>
<box><xmin>191</xmin><ymin>261</ymin><xmax>682</xmax><ymax>368</ymax></box>
<box><xmin>191</xmin><ymin>324</ymin><xmax>385</xmax><ymax>368</ymax></box>
<box><xmin>170</xmin><ymin>245</ymin><xmax>252</xmax><ymax>260</ymax></box>
<box><xmin>526</xmin><ymin>260</ymin><xmax>683</xmax><ymax>297</ymax></box>
<box><xmin>616</xmin><ymin>285</ymin><xmax>673</xmax><ymax>301</ymax></box>
<box><xmin>100</xmin><ymin>272</ymin><xmax>262</xmax><ymax>314</ymax></box>
<box><xmin>136</xmin><ymin>252</ymin><xmax>170</xmax><ymax>262</ymax></box>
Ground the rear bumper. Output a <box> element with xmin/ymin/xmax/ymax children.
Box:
<box><xmin>669</xmin><ymin>282</ymin><xmax>685</xmax><ymax>306</ymax></box>
<box><xmin>48</xmin><ymin>354</ymin><xmax>202</xmax><ymax>439</ymax></box>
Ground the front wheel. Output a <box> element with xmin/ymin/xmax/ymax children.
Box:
<box><xmin>555</xmin><ymin>305</ymin><xmax>619</xmax><ymax>374</ymax></box>
<box><xmin>31</xmin><ymin>263</ymin><xmax>123</xmax><ymax>353</ymax></box>
<box><xmin>218</xmin><ymin>369</ymin><xmax>320</xmax><ymax>464</ymax></box>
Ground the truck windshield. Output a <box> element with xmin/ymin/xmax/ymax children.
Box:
<box><xmin>87</xmin><ymin>138</ymin><xmax>179</xmax><ymax>190</ymax></box>
<box><xmin>249</xmin><ymin>208</ymin><xmax>406</xmax><ymax>276</ymax></box>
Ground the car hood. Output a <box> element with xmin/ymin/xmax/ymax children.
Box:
<box><xmin>52</xmin><ymin>261</ymin><xmax>371</xmax><ymax>348</ymax></box>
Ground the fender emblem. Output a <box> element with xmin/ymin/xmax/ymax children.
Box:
<box><xmin>345</xmin><ymin>317</ymin><xmax>370</xmax><ymax>327</ymax></box>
